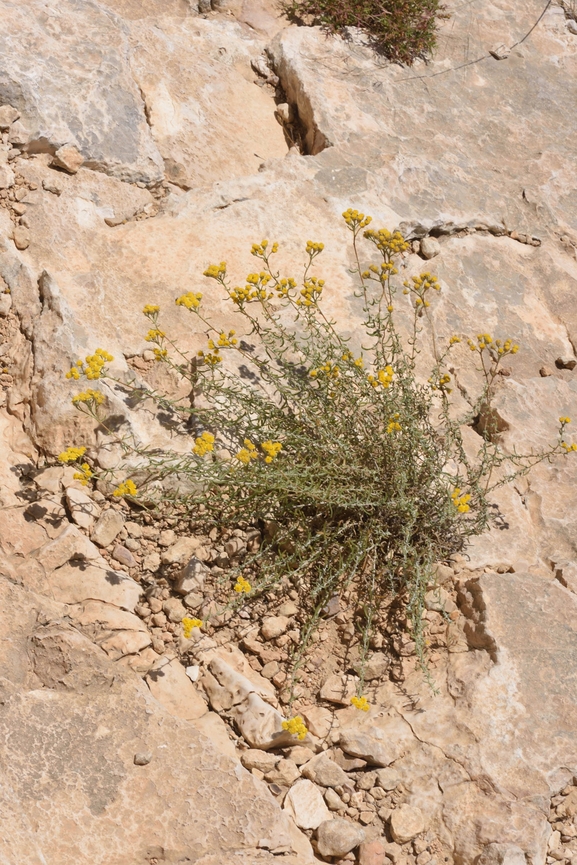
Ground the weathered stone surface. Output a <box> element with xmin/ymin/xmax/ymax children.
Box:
<box><xmin>339</xmin><ymin>723</ymin><xmax>407</xmax><ymax>767</ymax></box>
<box><xmin>0</xmin><ymin>104</ymin><xmax>19</xmax><ymax>129</ymax></box>
<box><xmin>389</xmin><ymin>804</ymin><xmax>427</xmax><ymax>843</ymax></box>
<box><xmin>65</xmin><ymin>485</ymin><xmax>101</xmax><ymax>529</ymax></box>
<box><xmin>301</xmin><ymin>753</ymin><xmax>348</xmax><ymax>788</ymax></box>
<box><xmin>47</xmin><ymin>561</ymin><xmax>141</xmax><ymax>611</ymax></box>
<box><xmin>146</xmin><ymin>656</ymin><xmax>207</xmax><ymax>720</ymax></box>
<box><xmin>316</xmin><ymin>818</ymin><xmax>365</xmax><ymax>858</ymax></box>
<box><xmin>0</xmin><ymin>0</ymin><xmax>163</xmax><ymax>182</ymax></box>
<box><xmin>51</xmin><ymin>143</ymin><xmax>84</xmax><ymax>174</ymax></box>
<box><xmin>283</xmin><ymin>779</ymin><xmax>331</xmax><ymax>830</ymax></box>
<box><xmin>90</xmin><ymin>508</ymin><xmax>124</xmax><ymax>547</ymax></box>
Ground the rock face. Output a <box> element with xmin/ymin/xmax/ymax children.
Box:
<box><xmin>0</xmin><ymin>0</ymin><xmax>577</xmax><ymax>861</ymax></box>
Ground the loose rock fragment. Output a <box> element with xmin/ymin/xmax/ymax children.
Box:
<box><xmin>134</xmin><ymin>752</ymin><xmax>152</xmax><ymax>765</ymax></box>
<box><xmin>316</xmin><ymin>817</ymin><xmax>365</xmax><ymax>857</ymax></box>
<box><xmin>420</xmin><ymin>236</ymin><xmax>440</xmax><ymax>259</ymax></box>
<box><xmin>283</xmin><ymin>778</ymin><xmax>331</xmax><ymax>829</ymax></box>
<box><xmin>0</xmin><ymin>104</ymin><xmax>19</xmax><ymax>129</ymax></box>
<box><xmin>91</xmin><ymin>509</ymin><xmax>124</xmax><ymax>547</ymax></box>
<box><xmin>51</xmin><ymin>144</ymin><xmax>84</xmax><ymax>174</ymax></box>
<box><xmin>389</xmin><ymin>804</ymin><xmax>427</xmax><ymax>842</ymax></box>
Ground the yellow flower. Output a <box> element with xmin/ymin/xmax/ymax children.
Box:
<box><xmin>71</xmin><ymin>389</ymin><xmax>105</xmax><ymax>406</ymax></box>
<box><xmin>559</xmin><ymin>417</ymin><xmax>571</xmax><ymax>425</ymax></box>
<box><xmin>182</xmin><ymin>617</ymin><xmax>203</xmax><ymax>639</ymax></box>
<box><xmin>236</xmin><ymin>439</ymin><xmax>258</xmax><ymax>464</ymax></box>
<box><xmin>305</xmin><ymin>240</ymin><xmax>324</xmax><ymax>255</ymax></box>
<box><xmin>368</xmin><ymin>365</ymin><xmax>394</xmax><ymax>389</ymax></box>
<box><xmin>451</xmin><ymin>487</ymin><xmax>471</xmax><ymax>513</ymax></box>
<box><xmin>143</xmin><ymin>304</ymin><xmax>160</xmax><ymax>315</ymax></box>
<box><xmin>193</xmin><ymin>431</ymin><xmax>215</xmax><ymax>456</ymax></box>
<box><xmin>58</xmin><ymin>446</ymin><xmax>86</xmax><ymax>464</ymax></box>
<box><xmin>261</xmin><ymin>440</ymin><xmax>282</xmax><ymax>463</ymax></box>
<box><xmin>449</xmin><ymin>335</ymin><xmax>461</xmax><ymax>345</ymax></box>
<box><xmin>203</xmin><ymin>262</ymin><xmax>227</xmax><ymax>280</ymax></box>
<box><xmin>351</xmin><ymin>695</ymin><xmax>370</xmax><ymax>712</ymax></box>
<box><xmin>153</xmin><ymin>348</ymin><xmax>167</xmax><ymax>360</ymax></box>
<box><xmin>281</xmin><ymin>716</ymin><xmax>308</xmax><ymax>740</ymax></box>
<box><xmin>386</xmin><ymin>416</ymin><xmax>402</xmax><ymax>434</ymax></box>
<box><xmin>342</xmin><ymin>208</ymin><xmax>373</xmax><ymax>230</ymax></box>
<box><xmin>113</xmin><ymin>479</ymin><xmax>138</xmax><ymax>498</ymax></box>
<box><xmin>234</xmin><ymin>576</ymin><xmax>252</xmax><ymax>594</ymax></box>
<box><xmin>175</xmin><ymin>291</ymin><xmax>203</xmax><ymax>310</ymax></box>
<box><xmin>73</xmin><ymin>463</ymin><xmax>93</xmax><ymax>486</ymax></box>
<box><xmin>65</xmin><ymin>366</ymin><xmax>80</xmax><ymax>380</ymax></box>
<box><xmin>145</xmin><ymin>328</ymin><xmax>165</xmax><ymax>343</ymax></box>
<box><xmin>67</xmin><ymin>348</ymin><xmax>113</xmax><ymax>381</ymax></box>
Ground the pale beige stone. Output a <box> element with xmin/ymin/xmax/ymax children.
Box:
<box><xmin>283</xmin><ymin>779</ymin><xmax>331</xmax><ymax>830</ymax></box>
<box><xmin>316</xmin><ymin>818</ymin><xmax>365</xmax><ymax>858</ymax></box>
<box><xmin>389</xmin><ymin>804</ymin><xmax>427</xmax><ymax>843</ymax></box>
<box><xmin>47</xmin><ymin>562</ymin><xmax>141</xmax><ymax>611</ymax></box>
<box><xmin>146</xmin><ymin>657</ymin><xmax>208</xmax><ymax>720</ymax></box>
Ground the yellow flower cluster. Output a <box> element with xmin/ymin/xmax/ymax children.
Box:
<box><xmin>251</xmin><ymin>239</ymin><xmax>279</xmax><ymax>257</ymax></box>
<box><xmin>387</xmin><ymin>414</ymin><xmax>401</xmax><ymax>434</ymax></box>
<box><xmin>342</xmin><ymin>208</ymin><xmax>372</xmax><ymax>229</ymax></box>
<box><xmin>560</xmin><ymin>416</ymin><xmax>571</xmax><ymax>425</ymax></box>
<box><xmin>451</xmin><ymin>487</ymin><xmax>471</xmax><ymax>513</ymax></box>
<box><xmin>362</xmin><ymin>262</ymin><xmax>398</xmax><ymax>281</ymax></box>
<box><xmin>403</xmin><ymin>272</ymin><xmax>440</xmax><ymax>307</ymax></box>
<box><xmin>468</xmin><ymin>334</ymin><xmax>519</xmax><ymax>355</ymax></box>
<box><xmin>236</xmin><ymin>438</ymin><xmax>259</xmax><ymax>464</ymax></box>
<box><xmin>449</xmin><ymin>335</ymin><xmax>461</xmax><ymax>345</ymax></box>
<box><xmin>113</xmin><ymin>479</ymin><xmax>138</xmax><ymax>498</ymax></box>
<box><xmin>193</xmin><ymin>431</ymin><xmax>215</xmax><ymax>456</ymax></box>
<box><xmin>310</xmin><ymin>362</ymin><xmax>340</xmax><ymax>379</ymax></box>
<box><xmin>230</xmin><ymin>272</ymin><xmax>272</xmax><ymax>306</ymax></box>
<box><xmin>281</xmin><ymin>716</ymin><xmax>308</xmax><ymax>740</ymax></box>
<box><xmin>66</xmin><ymin>348</ymin><xmax>113</xmax><ymax>381</ymax></box>
<box><xmin>367</xmin><ymin>365</ymin><xmax>394</xmax><ymax>388</ymax></box>
<box><xmin>305</xmin><ymin>240</ymin><xmax>324</xmax><ymax>257</ymax></box>
<box><xmin>73</xmin><ymin>463</ymin><xmax>93</xmax><ymax>486</ymax></box>
<box><xmin>297</xmin><ymin>276</ymin><xmax>325</xmax><ymax>307</ymax></box>
<box><xmin>365</xmin><ymin>227</ymin><xmax>409</xmax><ymax>257</ymax></box>
<box><xmin>58</xmin><ymin>446</ymin><xmax>86</xmax><ymax>464</ymax></box>
<box><xmin>275</xmin><ymin>277</ymin><xmax>297</xmax><ymax>298</ymax></box>
<box><xmin>182</xmin><ymin>617</ymin><xmax>203</xmax><ymax>638</ymax></box>
<box><xmin>208</xmin><ymin>330</ymin><xmax>237</xmax><ymax>349</ymax></box>
<box><xmin>341</xmin><ymin>351</ymin><xmax>364</xmax><ymax>367</ymax></box>
<box><xmin>198</xmin><ymin>349</ymin><xmax>222</xmax><ymax>366</ymax></box>
<box><xmin>176</xmin><ymin>291</ymin><xmax>203</xmax><ymax>310</ymax></box>
<box><xmin>234</xmin><ymin>576</ymin><xmax>252</xmax><ymax>594</ymax></box>
<box><xmin>71</xmin><ymin>389</ymin><xmax>105</xmax><ymax>406</ymax></box>
<box><xmin>351</xmin><ymin>695</ymin><xmax>370</xmax><ymax>712</ymax></box>
<box><xmin>143</xmin><ymin>304</ymin><xmax>160</xmax><ymax>316</ymax></box>
<box><xmin>154</xmin><ymin>348</ymin><xmax>167</xmax><ymax>360</ymax></box>
<box><xmin>430</xmin><ymin>373</ymin><xmax>451</xmax><ymax>392</ymax></box>
<box><xmin>562</xmin><ymin>442</ymin><xmax>577</xmax><ymax>452</ymax></box>
<box><xmin>261</xmin><ymin>440</ymin><xmax>282</xmax><ymax>463</ymax></box>
<box><xmin>145</xmin><ymin>328</ymin><xmax>165</xmax><ymax>343</ymax></box>
<box><xmin>203</xmin><ymin>262</ymin><xmax>227</xmax><ymax>280</ymax></box>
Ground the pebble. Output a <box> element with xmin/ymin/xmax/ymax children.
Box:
<box><xmin>125</xmin><ymin>520</ymin><xmax>143</xmax><ymax>538</ymax></box>
<box><xmin>555</xmin><ymin>356</ymin><xmax>577</xmax><ymax>371</ymax></box>
<box><xmin>0</xmin><ymin>104</ymin><xmax>19</xmax><ymax>130</ymax></box>
<box><xmin>340</xmin><ymin>727</ymin><xmax>399</xmax><ymax>767</ymax></box>
<box><xmin>142</xmin><ymin>551</ymin><xmax>161</xmax><ymax>572</ymax></box>
<box><xmin>91</xmin><ymin>508</ymin><xmax>124</xmax><ymax>547</ymax></box>
<box><xmin>320</xmin><ymin>673</ymin><xmax>357</xmax><ymax>705</ymax></box>
<box><xmin>261</xmin><ymin>615</ymin><xmax>290</xmax><ymax>640</ymax></box>
<box><xmin>325</xmin><ymin>787</ymin><xmax>345</xmax><ymax>810</ymax></box>
<box><xmin>316</xmin><ymin>817</ymin><xmax>365</xmax><ymax>858</ymax></box>
<box><xmin>112</xmin><ymin>544</ymin><xmax>137</xmax><ymax>568</ymax></box>
<box><xmin>134</xmin><ymin>752</ymin><xmax>152</xmax><ymax>765</ymax></box>
<box><xmin>288</xmin><ymin>746</ymin><xmax>315</xmax><ymax>766</ymax></box>
<box><xmin>283</xmin><ymin>778</ymin><xmax>331</xmax><ymax>830</ymax></box>
<box><xmin>302</xmin><ymin>754</ymin><xmax>349</xmax><ymax>788</ymax></box>
<box><xmin>163</xmin><ymin>597</ymin><xmax>186</xmax><ymax>623</ymax></box>
<box><xmin>51</xmin><ymin>143</ymin><xmax>84</xmax><ymax>174</ymax></box>
<box><xmin>261</xmin><ymin>660</ymin><xmax>280</xmax><ymax>679</ymax></box>
<box><xmin>277</xmin><ymin>600</ymin><xmax>298</xmax><ymax>617</ymax></box>
<box><xmin>42</xmin><ymin>178</ymin><xmax>63</xmax><ymax>195</ymax></box>
<box><xmin>420</xmin><ymin>236</ymin><xmax>440</xmax><ymax>259</ymax></box>
<box><xmin>389</xmin><ymin>804</ymin><xmax>427</xmax><ymax>843</ymax></box>
<box><xmin>13</xmin><ymin>225</ymin><xmax>30</xmax><ymax>250</ymax></box>
<box><xmin>240</xmin><ymin>749</ymin><xmax>279</xmax><ymax>773</ymax></box>
<box><xmin>358</xmin><ymin>839</ymin><xmax>390</xmax><ymax>865</ymax></box>
<box><xmin>265</xmin><ymin>758</ymin><xmax>300</xmax><ymax>786</ymax></box>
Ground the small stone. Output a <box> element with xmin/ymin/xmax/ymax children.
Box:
<box><xmin>275</xmin><ymin>102</ymin><xmax>294</xmax><ymax>124</ymax></box>
<box><xmin>325</xmin><ymin>787</ymin><xmax>345</xmax><ymax>811</ymax></box>
<box><xmin>389</xmin><ymin>804</ymin><xmax>427</xmax><ymax>843</ymax></box>
<box><xmin>174</xmin><ymin>555</ymin><xmax>209</xmax><ymax>593</ymax></box>
<box><xmin>320</xmin><ymin>674</ymin><xmax>357</xmax><ymax>705</ymax></box>
<box><xmin>13</xmin><ymin>226</ymin><xmax>30</xmax><ymax>250</ymax></box>
<box><xmin>301</xmin><ymin>705</ymin><xmax>334</xmax><ymax>739</ymax></box>
<box><xmin>278</xmin><ymin>600</ymin><xmax>298</xmax><ymax>617</ymax></box>
<box><xmin>163</xmin><ymin>597</ymin><xmax>187</xmax><ymax>623</ymax></box>
<box><xmin>283</xmin><ymin>779</ymin><xmax>331</xmax><ymax>830</ymax></box>
<box><xmin>142</xmin><ymin>349</ymin><xmax>155</xmax><ymax>362</ymax></box>
<box><xmin>316</xmin><ymin>817</ymin><xmax>365</xmax><ymax>858</ymax></box>
<box><xmin>359</xmin><ymin>811</ymin><xmax>375</xmax><ymax>824</ymax></box>
<box><xmin>42</xmin><ymin>178</ymin><xmax>64</xmax><ymax>195</ymax></box>
<box><xmin>148</xmin><ymin>597</ymin><xmax>163</xmax><ymax>614</ymax></box>
<box><xmin>424</xmin><ymin>587</ymin><xmax>457</xmax><ymax>614</ymax></box>
<box><xmin>568</xmin><ymin>19</ymin><xmax>577</xmax><ymax>34</ymax></box>
<box><xmin>555</xmin><ymin>356</ymin><xmax>577</xmax><ymax>370</ymax></box>
<box><xmin>142</xmin><ymin>552</ymin><xmax>161</xmax><ymax>572</ymax></box>
<box><xmin>240</xmin><ymin>749</ymin><xmax>280</xmax><ymax>773</ymax></box>
<box><xmin>340</xmin><ymin>727</ymin><xmax>400</xmax><ymax>767</ymax></box>
<box><xmin>376</xmin><ymin>767</ymin><xmax>400</xmax><ymax>790</ymax></box>
<box><xmin>158</xmin><ymin>529</ymin><xmax>176</xmax><ymax>546</ymax></box>
<box><xmin>183</xmin><ymin>591</ymin><xmax>203</xmax><ymax>611</ymax></box>
<box><xmin>112</xmin><ymin>544</ymin><xmax>137</xmax><ymax>568</ymax></box>
<box><xmin>261</xmin><ymin>660</ymin><xmax>280</xmax><ymax>679</ymax></box>
<box><xmin>125</xmin><ymin>521</ymin><xmax>143</xmax><ymax>538</ymax></box>
<box><xmin>0</xmin><ymin>105</ymin><xmax>19</xmax><ymax>130</ymax></box>
<box><xmin>302</xmin><ymin>754</ymin><xmax>349</xmax><ymax>788</ymax></box>
<box><xmin>65</xmin><ymin>486</ymin><xmax>101</xmax><ymax>530</ymax></box>
<box><xmin>0</xmin><ymin>293</ymin><xmax>12</xmax><ymax>316</ymax></box>
<box><xmin>265</xmin><ymin>758</ymin><xmax>300</xmax><ymax>786</ymax></box>
<box><xmin>185</xmin><ymin>665</ymin><xmax>200</xmax><ymax>682</ymax></box>
<box><xmin>8</xmin><ymin>121</ymin><xmax>28</xmax><ymax>146</ymax></box>
<box><xmin>288</xmin><ymin>746</ymin><xmax>315</xmax><ymax>766</ymax></box>
<box><xmin>125</xmin><ymin>538</ymin><xmax>140</xmax><ymax>552</ymax></box>
<box><xmin>151</xmin><ymin>637</ymin><xmax>165</xmax><ymax>654</ymax></box>
<box><xmin>360</xmin><ymin>652</ymin><xmax>389</xmax><ymax>681</ymax></box>
<box><xmin>358</xmin><ymin>839</ymin><xmax>389</xmax><ymax>865</ymax></box>
<box><xmin>0</xmin><ymin>165</ymin><xmax>15</xmax><ymax>190</ymax></box>
<box><xmin>539</xmin><ymin>366</ymin><xmax>553</xmax><ymax>377</ymax></box>
<box><xmin>90</xmin><ymin>508</ymin><xmax>124</xmax><ymax>547</ymax></box>
<box><xmin>52</xmin><ymin>144</ymin><xmax>84</xmax><ymax>174</ymax></box>
<box><xmin>261</xmin><ymin>615</ymin><xmax>290</xmax><ymax>640</ymax></box>
<box><xmin>12</xmin><ymin>202</ymin><xmax>26</xmax><ymax>216</ymax></box>
<box><xmin>357</xmin><ymin>771</ymin><xmax>378</xmax><ymax>790</ymax></box>
<box><xmin>420</xmin><ymin>236</ymin><xmax>440</xmax><ymax>259</ymax></box>
<box><xmin>134</xmin><ymin>752</ymin><xmax>152</xmax><ymax>765</ymax></box>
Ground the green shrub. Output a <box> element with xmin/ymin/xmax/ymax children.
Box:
<box><xmin>285</xmin><ymin>0</ymin><xmax>448</xmax><ymax>64</ymax></box>
<box><xmin>62</xmin><ymin>209</ymin><xmax>575</xmax><ymax>697</ymax></box>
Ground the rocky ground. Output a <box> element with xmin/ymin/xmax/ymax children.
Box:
<box><xmin>1</xmin><ymin>0</ymin><xmax>577</xmax><ymax>862</ymax></box>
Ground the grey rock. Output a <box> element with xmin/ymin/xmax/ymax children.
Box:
<box><xmin>91</xmin><ymin>509</ymin><xmax>124</xmax><ymax>547</ymax></box>
<box><xmin>112</xmin><ymin>544</ymin><xmax>137</xmax><ymax>568</ymax></box>
<box><xmin>174</xmin><ymin>556</ymin><xmax>208</xmax><ymax>594</ymax></box>
<box><xmin>316</xmin><ymin>818</ymin><xmax>365</xmax><ymax>857</ymax></box>
<box><xmin>301</xmin><ymin>754</ymin><xmax>349</xmax><ymax>788</ymax></box>
<box><xmin>134</xmin><ymin>752</ymin><xmax>152</xmax><ymax>765</ymax></box>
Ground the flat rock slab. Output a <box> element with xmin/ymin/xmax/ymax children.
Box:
<box><xmin>46</xmin><ymin>561</ymin><xmax>141</xmax><ymax>611</ymax></box>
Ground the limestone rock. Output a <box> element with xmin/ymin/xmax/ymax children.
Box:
<box><xmin>420</xmin><ymin>236</ymin><xmax>440</xmax><ymax>259</ymax></box>
<box><xmin>478</xmin><ymin>843</ymin><xmax>527</xmax><ymax>865</ymax></box>
<box><xmin>146</xmin><ymin>656</ymin><xmax>207</xmax><ymax>720</ymax></box>
<box><xmin>174</xmin><ymin>554</ymin><xmax>209</xmax><ymax>593</ymax></box>
<box><xmin>190</xmin><ymin>710</ymin><xmax>237</xmax><ymax>759</ymax></box>
<box><xmin>51</xmin><ymin>144</ymin><xmax>84</xmax><ymax>174</ymax></box>
<box><xmin>241</xmin><ymin>749</ymin><xmax>280</xmax><ymax>773</ymax></box>
<box><xmin>339</xmin><ymin>725</ymin><xmax>407</xmax><ymax>767</ymax></box>
<box><xmin>162</xmin><ymin>596</ymin><xmax>186</xmax><ymax>623</ymax></box>
<box><xmin>424</xmin><ymin>587</ymin><xmax>457</xmax><ymax>615</ymax></box>
<box><xmin>90</xmin><ymin>508</ymin><xmax>124</xmax><ymax>547</ymax></box>
<box><xmin>35</xmin><ymin>522</ymin><xmax>103</xmax><ymax>572</ymax></box>
<box><xmin>0</xmin><ymin>104</ymin><xmax>19</xmax><ymax>129</ymax></box>
<box><xmin>389</xmin><ymin>804</ymin><xmax>427</xmax><ymax>843</ymax></box>
<box><xmin>13</xmin><ymin>226</ymin><xmax>30</xmax><ymax>250</ymax></box>
<box><xmin>65</xmin><ymin>486</ymin><xmax>101</xmax><ymax>530</ymax></box>
<box><xmin>265</xmin><ymin>758</ymin><xmax>301</xmax><ymax>786</ymax></box>
<box><xmin>0</xmin><ymin>164</ymin><xmax>14</xmax><ymax>189</ymax></box>
<box><xmin>0</xmin><ymin>0</ymin><xmax>163</xmax><ymax>182</ymax></box>
<box><xmin>358</xmin><ymin>839</ymin><xmax>389</xmax><ymax>865</ymax></box>
<box><xmin>283</xmin><ymin>778</ymin><xmax>331</xmax><ymax>830</ymax></box>
<box><xmin>319</xmin><ymin>673</ymin><xmax>357</xmax><ymax>705</ymax></box>
<box><xmin>301</xmin><ymin>705</ymin><xmax>334</xmax><ymax>739</ymax></box>
<box><xmin>316</xmin><ymin>817</ymin><xmax>365</xmax><ymax>858</ymax></box>
<box><xmin>261</xmin><ymin>615</ymin><xmax>290</xmax><ymax>640</ymax></box>
<box><xmin>231</xmin><ymin>691</ymin><xmax>292</xmax><ymax>750</ymax></box>
<box><xmin>47</xmin><ymin>562</ymin><xmax>141</xmax><ymax>611</ymax></box>
<box><xmin>301</xmin><ymin>753</ymin><xmax>348</xmax><ymax>787</ymax></box>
